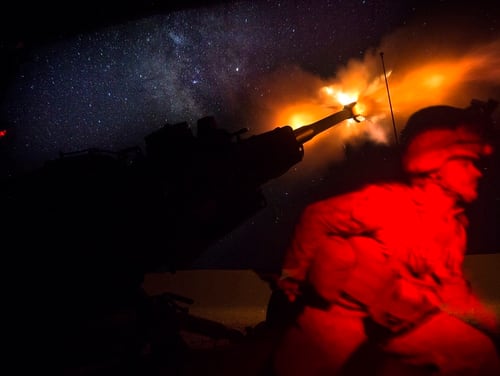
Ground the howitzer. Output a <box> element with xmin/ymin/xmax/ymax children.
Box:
<box><xmin>142</xmin><ymin>102</ymin><xmax>361</xmax><ymax>269</ymax></box>
<box><xmin>2</xmin><ymin>104</ymin><xmax>360</xmax><ymax>372</ymax></box>
<box><xmin>2</xmin><ymin>103</ymin><xmax>363</xmax><ymax>327</ymax></box>
<box><xmin>4</xmin><ymin>103</ymin><xmax>361</xmax><ymax>274</ymax></box>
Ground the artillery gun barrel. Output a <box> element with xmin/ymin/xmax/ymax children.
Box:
<box><xmin>293</xmin><ymin>102</ymin><xmax>359</xmax><ymax>144</ymax></box>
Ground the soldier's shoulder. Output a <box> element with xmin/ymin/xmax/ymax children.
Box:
<box><xmin>359</xmin><ymin>181</ymin><xmax>412</xmax><ymax>198</ymax></box>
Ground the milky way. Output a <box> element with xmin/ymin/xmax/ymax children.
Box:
<box><xmin>2</xmin><ymin>0</ymin><xmax>430</xmax><ymax>169</ymax></box>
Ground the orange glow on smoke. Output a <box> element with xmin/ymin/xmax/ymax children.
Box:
<box><xmin>270</xmin><ymin>38</ymin><xmax>500</xmax><ymax>148</ymax></box>
<box><xmin>389</xmin><ymin>57</ymin><xmax>486</xmax><ymax>115</ymax></box>
<box><xmin>0</xmin><ymin>129</ymin><xmax>6</xmax><ymax>138</ymax></box>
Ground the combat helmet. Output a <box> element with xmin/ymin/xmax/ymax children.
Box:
<box><xmin>400</xmin><ymin>99</ymin><xmax>497</xmax><ymax>174</ymax></box>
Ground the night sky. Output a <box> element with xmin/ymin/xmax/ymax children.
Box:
<box><xmin>1</xmin><ymin>0</ymin><xmax>499</xmax><ymax>270</ymax></box>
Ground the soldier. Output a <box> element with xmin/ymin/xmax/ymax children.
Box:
<box><xmin>271</xmin><ymin>101</ymin><xmax>500</xmax><ymax>375</ymax></box>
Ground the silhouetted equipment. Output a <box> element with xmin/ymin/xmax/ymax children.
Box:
<box><xmin>3</xmin><ymin>104</ymin><xmax>359</xmax><ymax>373</ymax></box>
<box><xmin>141</xmin><ymin>101</ymin><xmax>360</xmax><ymax>271</ymax></box>
<box><xmin>5</xmin><ymin>102</ymin><xmax>359</xmax><ymax>271</ymax></box>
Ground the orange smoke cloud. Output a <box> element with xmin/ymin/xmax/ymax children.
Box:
<box><xmin>241</xmin><ymin>15</ymin><xmax>500</xmax><ymax>191</ymax></box>
<box><xmin>251</xmin><ymin>31</ymin><xmax>500</xmax><ymax>157</ymax></box>
<box><xmin>377</xmin><ymin>39</ymin><xmax>500</xmax><ymax>121</ymax></box>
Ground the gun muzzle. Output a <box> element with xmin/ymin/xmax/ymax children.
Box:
<box><xmin>293</xmin><ymin>102</ymin><xmax>361</xmax><ymax>145</ymax></box>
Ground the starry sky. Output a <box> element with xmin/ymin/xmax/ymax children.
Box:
<box><xmin>1</xmin><ymin>0</ymin><xmax>499</xmax><ymax>269</ymax></box>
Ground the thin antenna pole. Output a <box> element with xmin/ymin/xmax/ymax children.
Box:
<box><xmin>380</xmin><ymin>52</ymin><xmax>398</xmax><ymax>144</ymax></box>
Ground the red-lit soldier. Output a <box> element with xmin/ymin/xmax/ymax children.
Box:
<box><xmin>272</xmin><ymin>102</ymin><xmax>500</xmax><ymax>376</ymax></box>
